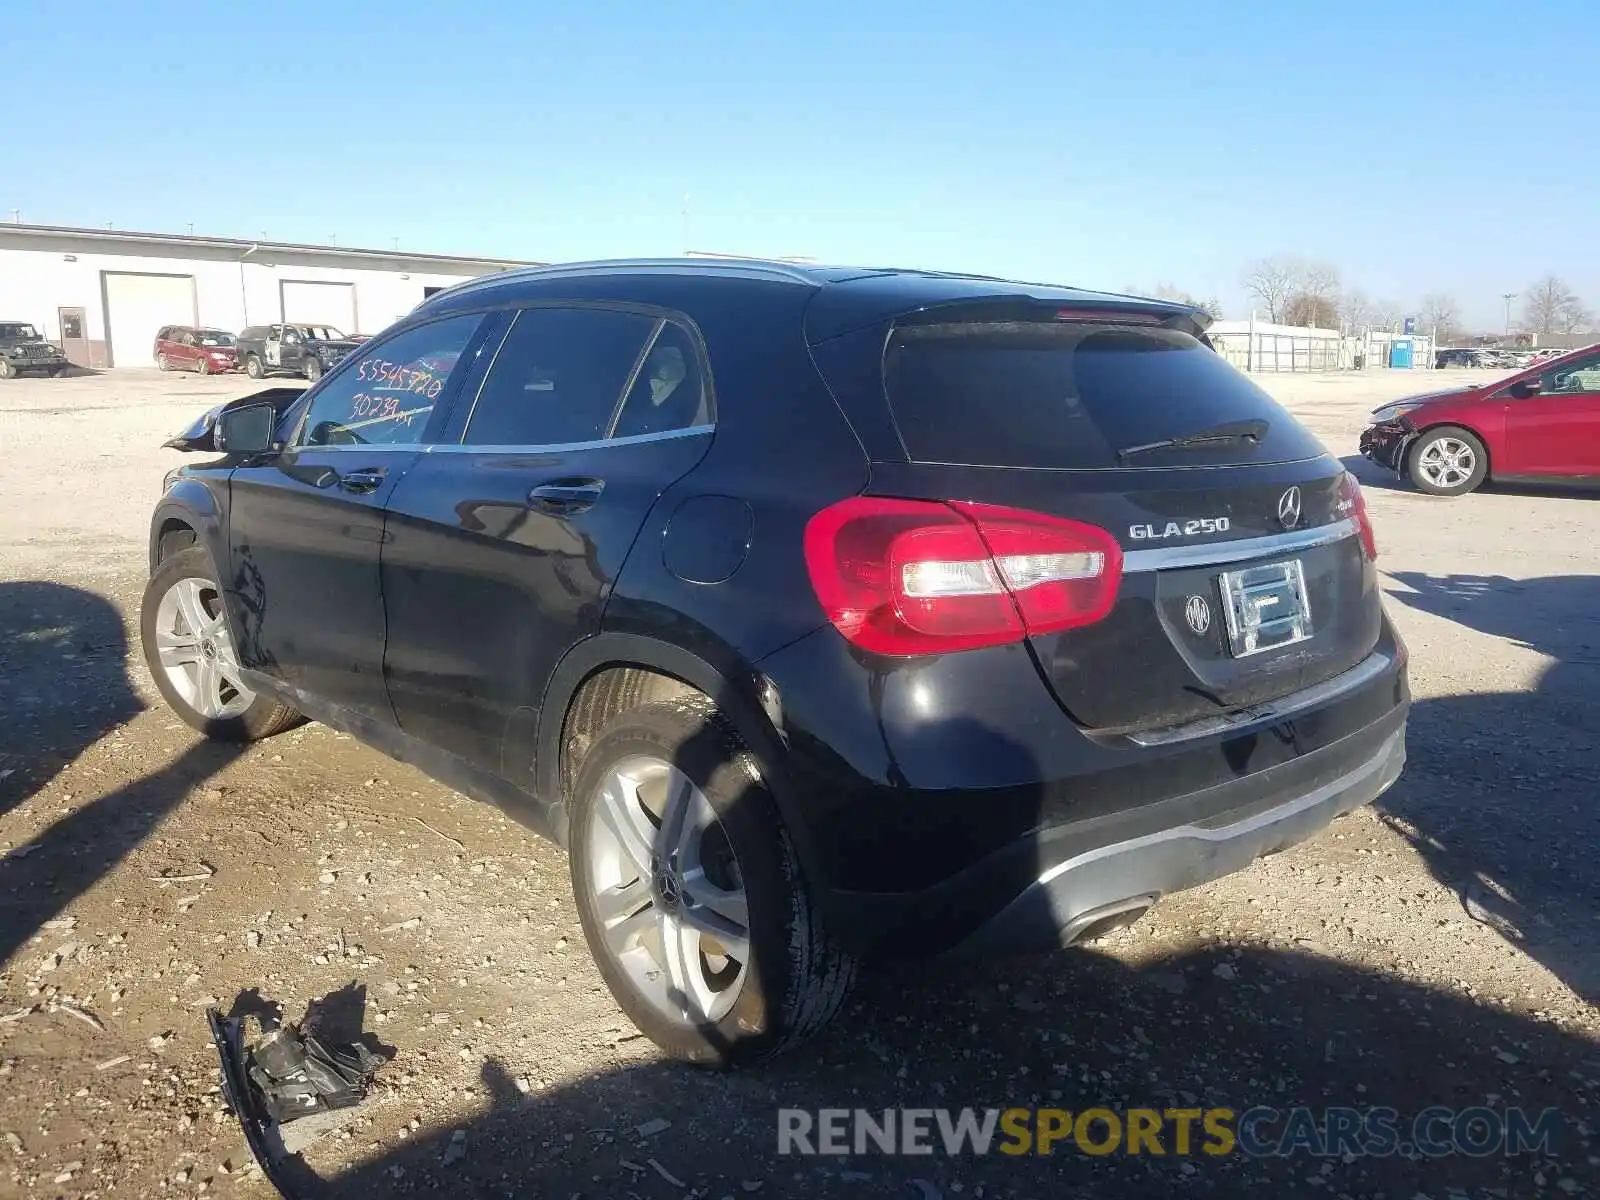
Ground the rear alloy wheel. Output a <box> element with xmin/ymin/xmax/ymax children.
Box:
<box><xmin>140</xmin><ymin>546</ymin><xmax>303</xmax><ymax>741</ymax></box>
<box><xmin>1408</xmin><ymin>426</ymin><xmax>1487</xmax><ymax>497</ymax></box>
<box><xmin>245</xmin><ymin>355</ymin><xmax>264</xmax><ymax>379</ymax></box>
<box><xmin>157</xmin><ymin>353</ymin><xmax>171</xmax><ymax>371</ymax></box>
<box><xmin>304</xmin><ymin>357</ymin><xmax>324</xmax><ymax>384</ymax></box>
<box><xmin>568</xmin><ymin>697</ymin><xmax>855</xmax><ymax>1065</ymax></box>
<box><xmin>0</xmin><ymin>360</ymin><xmax>14</xmax><ymax>380</ymax></box>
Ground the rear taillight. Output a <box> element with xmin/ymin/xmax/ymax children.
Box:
<box><xmin>803</xmin><ymin>497</ymin><xmax>1123</xmax><ymax>655</ymax></box>
<box><xmin>1339</xmin><ymin>472</ymin><xmax>1378</xmax><ymax>561</ymax></box>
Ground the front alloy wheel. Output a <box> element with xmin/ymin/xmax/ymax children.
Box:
<box><xmin>139</xmin><ymin>546</ymin><xmax>303</xmax><ymax>741</ymax></box>
<box><xmin>151</xmin><ymin>576</ymin><xmax>255</xmax><ymax>721</ymax></box>
<box><xmin>1408</xmin><ymin>426</ymin><xmax>1487</xmax><ymax>497</ymax></box>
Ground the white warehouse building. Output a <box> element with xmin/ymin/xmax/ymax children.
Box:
<box><xmin>0</xmin><ymin>223</ymin><xmax>538</xmax><ymax>369</ymax></box>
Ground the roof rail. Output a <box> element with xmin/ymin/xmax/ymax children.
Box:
<box><xmin>419</xmin><ymin>257</ymin><xmax>823</xmax><ymax>307</ymax></box>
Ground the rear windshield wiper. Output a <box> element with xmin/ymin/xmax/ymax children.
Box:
<box><xmin>1116</xmin><ymin>419</ymin><xmax>1269</xmax><ymax>462</ymax></box>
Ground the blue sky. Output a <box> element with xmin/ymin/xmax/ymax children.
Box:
<box><xmin>3</xmin><ymin>0</ymin><xmax>1594</xmax><ymax>328</ymax></box>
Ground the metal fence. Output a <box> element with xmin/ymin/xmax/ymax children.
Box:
<box><xmin>1209</xmin><ymin>319</ymin><xmax>1339</xmax><ymax>373</ymax></box>
<box><xmin>1209</xmin><ymin>318</ymin><xmax>1435</xmax><ymax>373</ymax></box>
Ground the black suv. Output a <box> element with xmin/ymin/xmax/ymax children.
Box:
<box><xmin>236</xmin><ymin>323</ymin><xmax>363</xmax><ymax>382</ymax></box>
<box><xmin>143</xmin><ymin>261</ymin><xmax>1409</xmax><ymax>1064</ymax></box>
<box><xmin>0</xmin><ymin>321</ymin><xmax>69</xmax><ymax>378</ymax></box>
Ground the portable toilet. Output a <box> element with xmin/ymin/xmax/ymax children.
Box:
<box><xmin>1389</xmin><ymin>338</ymin><xmax>1414</xmax><ymax>369</ymax></box>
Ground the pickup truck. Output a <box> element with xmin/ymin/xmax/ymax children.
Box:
<box><xmin>236</xmin><ymin>323</ymin><xmax>364</xmax><ymax>382</ymax></box>
<box><xmin>0</xmin><ymin>321</ymin><xmax>70</xmax><ymax>379</ymax></box>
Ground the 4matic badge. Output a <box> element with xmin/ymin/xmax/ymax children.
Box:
<box><xmin>1129</xmin><ymin>517</ymin><xmax>1231</xmax><ymax>540</ymax></box>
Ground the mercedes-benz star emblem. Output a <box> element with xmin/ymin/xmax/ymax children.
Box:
<box><xmin>1184</xmin><ymin>594</ymin><xmax>1212</xmax><ymax>635</ymax></box>
<box><xmin>1277</xmin><ymin>486</ymin><xmax>1303</xmax><ymax>530</ymax></box>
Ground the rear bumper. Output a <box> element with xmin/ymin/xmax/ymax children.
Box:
<box><xmin>947</xmin><ymin>721</ymin><xmax>1404</xmax><ymax>956</ymax></box>
<box><xmin>782</xmin><ymin>636</ymin><xmax>1410</xmax><ymax>958</ymax></box>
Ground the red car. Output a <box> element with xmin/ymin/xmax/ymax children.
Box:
<box><xmin>1360</xmin><ymin>341</ymin><xmax>1600</xmax><ymax>496</ymax></box>
<box><xmin>154</xmin><ymin>326</ymin><xmax>240</xmax><ymax>375</ymax></box>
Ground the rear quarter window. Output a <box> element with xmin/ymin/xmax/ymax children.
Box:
<box><xmin>883</xmin><ymin>321</ymin><xmax>1325</xmax><ymax>469</ymax></box>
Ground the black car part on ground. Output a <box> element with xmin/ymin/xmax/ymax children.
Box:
<box><xmin>207</xmin><ymin>1005</ymin><xmax>387</xmax><ymax>1199</ymax></box>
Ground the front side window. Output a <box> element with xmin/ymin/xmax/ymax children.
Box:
<box><xmin>462</xmin><ymin>307</ymin><xmax>657</xmax><ymax>446</ymax></box>
<box><xmin>1540</xmin><ymin>350</ymin><xmax>1600</xmax><ymax>395</ymax></box>
<box><xmin>296</xmin><ymin>314</ymin><xmax>482</xmax><ymax>447</ymax></box>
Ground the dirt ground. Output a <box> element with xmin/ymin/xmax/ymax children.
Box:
<box><xmin>1</xmin><ymin>366</ymin><xmax>1596</xmax><ymax>1199</ymax></box>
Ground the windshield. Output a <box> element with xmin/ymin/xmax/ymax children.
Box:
<box><xmin>296</xmin><ymin>326</ymin><xmax>346</xmax><ymax>342</ymax></box>
<box><xmin>0</xmin><ymin>323</ymin><xmax>40</xmax><ymax>340</ymax></box>
<box><xmin>197</xmin><ymin>331</ymin><xmax>234</xmax><ymax>347</ymax></box>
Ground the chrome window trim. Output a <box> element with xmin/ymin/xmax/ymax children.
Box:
<box><xmin>1124</xmin><ymin>648</ymin><xmax>1395</xmax><ymax>748</ymax></box>
<box><xmin>1122</xmin><ymin>518</ymin><xmax>1358</xmax><ymax>574</ymax></box>
<box><xmin>424</xmin><ymin>423</ymin><xmax>715</xmax><ymax>454</ymax></box>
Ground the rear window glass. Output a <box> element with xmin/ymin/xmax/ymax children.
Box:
<box><xmin>883</xmin><ymin>322</ymin><xmax>1324</xmax><ymax>469</ymax></box>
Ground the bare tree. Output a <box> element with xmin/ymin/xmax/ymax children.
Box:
<box><xmin>1369</xmin><ymin>302</ymin><xmax>1403</xmax><ymax>332</ymax></box>
<box><xmin>1419</xmin><ymin>293</ymin><xmax>1463</xmax><ymax>342</ymax></box>
<box><xmin>1242</xmin><ymin>256</ymin><xmax>1297</xmax><ymax>322</ymax></box>
<box><xmin>1340</xmin><ymin>289</ymin><xmax>1374</xmax><ymax>331</ymax></box>
<box><xmin>1280</xmin><ymin>261</ymin><xmax>1342</xmax><ymax>328</ymax></box>
<box><xmin>1521</xmin><ymin>276</ymin><xmax>1589</xmax><ymax>336</ymax></box>
<box><xmin>1147</xmin><ymin>283</ymin><xmax>1222</xmax><ymax>318</ymax></box>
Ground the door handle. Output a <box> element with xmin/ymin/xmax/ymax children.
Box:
<box><xmin>338</xmin><ymin>466</ymin><xmax>388</xmax><ymax>494</ymax></box>
<box><xmin>527</xmin><ymin>477</ymin><xmax>605</xmax><ymax>515</ymax></box>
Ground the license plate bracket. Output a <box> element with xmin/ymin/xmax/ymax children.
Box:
<box><xmin>1218</xmin><ymin>559</ymin><xmax>1312</xmax><ymax>657</ymax></box>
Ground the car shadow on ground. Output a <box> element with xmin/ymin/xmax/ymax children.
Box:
<box><xmin>1378</xmin><ymin>571</ymin><xmax>1600</xmax><ymax>1008</ymax></box>
<box><xmin>274</xmin><ymin>939</ymin><xmax>1594</xmax><ymax>1198</ymax></box>
<box><xmin>0</xmin><ymin>580</ymin><xmax>244</xmax><ymax>963</ymax></box>
<box><xmin>262</xmin><ymin>693</ymin><xmax>1593</xmax><ymax>1197</ymax></box>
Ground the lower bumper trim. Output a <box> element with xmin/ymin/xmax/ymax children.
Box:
<box><xmin>946</xmin><ymin>724</ymin><xmax>1406</xmax><ymax>957</ymax></box>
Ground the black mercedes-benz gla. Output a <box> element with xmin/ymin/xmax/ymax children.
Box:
<box><xmin>143</xmin><ymin>260</ymin><xmax>1409</xmax><ymax>1063</ymax></box>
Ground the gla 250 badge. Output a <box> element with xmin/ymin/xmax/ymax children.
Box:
<box><xmin>1129</xmin><ymin>517</ymin><xmax>1232</xmax><ymax>540</ymax></box>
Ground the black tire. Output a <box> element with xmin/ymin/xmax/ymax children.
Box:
<box><xmin>245</xmin><ymin>354</ymin><xmax>264</xmax><ymax>379</ymax></box>
<box><xmin>196</xmin><ymin>356</ymin><xmax>211</xmax><ymax>376</ymax></box>
<box><xmin>0</xmin><ymin>360</ymin><xmax>14</xmax><ymax>380</ymax></box>
<box><xmin>304</xmin><ymin>357</ymin><xmax>324</xmax><ymax>383</ymax></box>
<box><xmin>156</xmin><ymin>353</ymin><xmax>171</xmax><ymax>371</ymax></box>
<box><xmin>567</xmin><ymin>696</ymin><xmax>855</xmax><ymax>1066</ymax></box>
<box><xmin>1406</xmin><ymin>425</ymin><xmax>1488</xmax><ymax>497</ymax></box>
<box><xmin>140</xmin><ymin>546</ymin><xmax>304</xmax><ymax>741</ymax></box>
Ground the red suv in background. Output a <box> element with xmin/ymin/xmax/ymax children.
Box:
<box><xmin>154</xmin><ymin>327</ymin><xmax>240</xmax><ymax>375</ymax></box>
<box><xmin>1361</xmin><ymin>342</ymin><xmax>1600</xmax><ymax>496</ymax></box>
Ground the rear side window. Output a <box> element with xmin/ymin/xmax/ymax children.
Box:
<box><xmin>883</xmin><ymin>322</ymin><xmax>1324</xmax><ymax>469</ymax></box>
<box><xmin>463</xmin><ymin>307</ymin><xmax>657</xmax><ymax>446</ymax></box>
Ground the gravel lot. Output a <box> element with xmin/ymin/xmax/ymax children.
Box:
<box><xmin>1</xmin><ymin>367</ymin><xmax>1596</xmax><ymax>1198</ymax></box>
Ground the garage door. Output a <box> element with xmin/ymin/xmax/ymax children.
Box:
<box><xmin>103</xmin><ymin>273</ymin><xmax>196</xmax><ymax>368</ymax></box>
<box><xmin>281</xmin><ymin>281</ymin><xmax>357</xmax><ymax>335</ymax></box>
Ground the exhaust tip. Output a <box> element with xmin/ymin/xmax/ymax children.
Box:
<box><xmin>1060</xmin><ymin>894</ymin><xmax>1158</xmax><ymax>947</ymax></box>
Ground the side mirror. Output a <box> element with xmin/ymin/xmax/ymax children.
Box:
<box><xmin>1509</xmin><ymin>378</ymin><xmax>1543</xmax><ymax>399</ymax></box>
<box><xmin>215</xmin><ymin>403</ymin><xmax>278</xmax><ymax>455</ymax></box>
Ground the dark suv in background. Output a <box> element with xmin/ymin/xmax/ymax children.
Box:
<box><xmin>144</xmin><ymin>260</ymin><xmax>1409</xmax><ymax>1064</ymax></box>
<box><xmin>0</xmin><ymin>320</ymin><xmax>69</xmax><ymax>378</ymax></box>
<box><xmin>236</xmin><ymin>323</ymin><xmax>363</xmax><ymax>382</ymax></box>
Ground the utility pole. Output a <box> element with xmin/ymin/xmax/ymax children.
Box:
<box><xmin>8</xmin><ymin>209</ymin><xmax>18</xmax><ymax>224</ymax></box>
<box><xmin>1501</xmin><ymin>292</ymin><xmax>1516</xmax><ymax>338</ymax></box>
